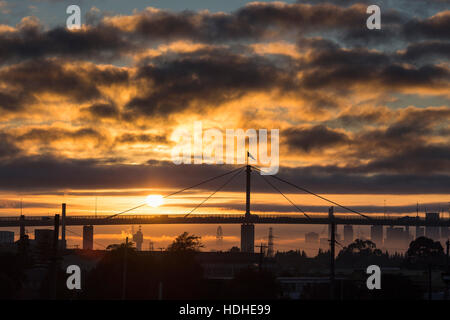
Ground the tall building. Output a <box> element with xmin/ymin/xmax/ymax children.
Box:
<box><xmin>305</xmin><ymin>232</ymin><xmax>319</xmax><ymax>244</ymax></box>
<box><xmin>370</xmin><ymin>225</ymin><xmax>383</xmax><ymax>247</ymax></box>
<box><xmin>319</xmin><ymin>238</ymin><xmax>329</xmax><ymax>250</ymax></box>
<box><xmin>440</xmin><ymin>226</ymin><xmax>449</xmax><ymax>239</ymax></box>
<box><xmin>216</xmin><ymin>226</ymin><xmax>223</xmax><ymax>247</ymax></box>
<box><xmin>343</xmin><ymin>225</ymin><xmax>354</xmax><ymax>245</ymax></box>
<box><xmin>425</xmin><ymin>212</ymin><xmax>440</xmax><ymax>240</ymax></box>
<box><xmin>240</xmin><ymin>223</ymin><xmax>254</xmax><ymax>253</ymax></box>
<box><xmin>416</xmin><ymin>226</ymin><xmax>425</xmax><ymax>238</ymax></box>
<box><xmin>83</xmin><ymin>225</ymin><xmax>94</xmax><ymax>250</ymax></box>
<box><xmin>267</xmin><ymin>228</ymin><xmax>274</xmax><ymax>257</ymax></box>
<box><xmin>35</xmin><ymin>229</ymin><xmax>53</xmax><ymax>246</ymax></box>
<box><xmin>132</xmin><ymin>226</ymin><xmax>144</xmax><ymax>251</ymax></box>
<box><xmin>385</xmin><ymin>226</ymin><xmax>409</xmax><ymax>248</ymax></box>
<box><xmin>0</xmin><ymin>231</ymin><xmax>14</xmax><ymax>244</ymax></box>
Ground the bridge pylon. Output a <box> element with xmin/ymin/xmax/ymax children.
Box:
<box><xmin>241</xmin><ymin>163</ymin><xmax>255</xmax><ymax>253</ymax></box>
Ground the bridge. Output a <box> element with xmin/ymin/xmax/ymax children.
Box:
<box><xmin>2</xmin><ymin>162</ymin><xmax>448</xmax><ymax>253</ymax></box>
<box><xmin>1</xmin><ymin>213</ymin><xmax>450</xmax><ymax>228</ymax></box>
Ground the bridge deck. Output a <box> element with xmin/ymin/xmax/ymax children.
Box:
<box><xmin>1</xmin><ymin>214</ymin><xmax>449</xmax><ymax>227</ymax></box>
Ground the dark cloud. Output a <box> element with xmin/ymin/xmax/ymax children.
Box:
<box><xmin>400</xmin><ymin>41</ymin><xmax>450</xmax><ymax>62</ymax></box>
<box><xmin>82</xmin><ymin>102</ymin><xmax>120</xmax><ymax>119</ymax></box>
<box><xmin>0</xmin><ymin>23</ymin><xmax>131</xmax><ymax>64</ymax></box>
<box><xmin>0</xmin><ymin>157</ymin><xmax>447</xmax><ymax>194</ymax></box>
<box><xmin>300</xmin><ymin>45</ymin><xmax>450</xmax><ymax>90</ymax></box>
<box><xmin>125</xmin><ymin>48</ymin><xmax>296</xmax><ymax>117</ymax></box>
<box><xmin>0</xmin><ymin>89</ymin><xmax>32</xmax><ymax>112</ymax></box>
<box><xmin>17</xmin><ymin>127</ymin><xmax>106</xmax><ymax>144</ymax></box>
<box><xmin>404</xmin><ymin>11</ymin><xmax>450</xmax><ymax>40</ymax></box>
<box><xmin>0</xmin><ymin>132</ymin><xmax>21</xmax><ymax>158</ymax></box>
<box><xmin>177</xmin><ymin>201</ymin><xmax>448</xmax><ymax>215</ymax></box>
<box><xmin>284</xmin><ymin>125</ymin><xmax>350</xmax><ymax>152</ymax></box>
<box><xmin>0</xmin><ymin>59</ymin><xmax>129</xmax><ymax>112</ymax></box>
<box><xmin>114</xmin><ymin>133</ymin><xmax>168</xmax><ymax>145</ymax></box>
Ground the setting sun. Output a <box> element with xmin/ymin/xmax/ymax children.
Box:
<box><xmin>145</xmin><ymin>194</ymin><xmax>164</xmax><ymax>208</ymax></box>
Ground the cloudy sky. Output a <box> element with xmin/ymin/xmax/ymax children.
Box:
<box><xmin>0</xmin><ymin>0</ymin><xmax>448</xmax><ymax>249</ymax></box>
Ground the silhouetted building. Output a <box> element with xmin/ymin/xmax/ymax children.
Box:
<box><xmin>35</xmin><ymin>229</ymin><xmax>53</xmax><ymax>247</ymax></box>
<box><xmin>0</xmin><ymin>231</ymin><xmax>14</xmax><ymax>244</ymax></box>
<box><xmin>385</xmin><ymin>226</ymin><xmax>409</xmax><ymax>248</ymax></box>
<box><xmin>343</xmin><ymin>225</ymin><xmax>353</xmax><ymax>245</ymax></box>
<box><xmin>440</xmin><ymin>226</ymin><xmax>449</xmax><ymax>239</ymax></box>
<box><xmin>319</xmin><ymin>238</ymin><xmax>328</xmax><ymax>250</ymax></box>
<box><xmin>216</xmin><ymin>226</ymin><xmax>223</xmax><ymax>247</ymax></box>
<box><xmin>416</xmin><ymin>226</ymin><xmax>425</xmax><ymax>238</ymax></box>
<box><xmin>132</xmin><ymin>226</ymin><xmax>143</xmax><ymax>251</ymax></box>
<box><xmin>241</xmin><ymin>223</ymin><xmax>254</xmax><ymax>253</ymax></box>
<box><xmin>267</xmin><ymin>227</ymin><xmax>274</xmax><ymax>257</ymax></box>
<box><xmin>83</xmin><ymin>225</ymin><xmax>94</xmax><ymax>250</ymax></box>
<box><xmin>425</xmin><ymin>212</ymin><xmax>440</xmax><ymax>240</ymax></box>
<box><xmin>305</xmin><ymin>232</ymin><xmax>319</xmax><ymax>244</ymax></box>
<box><xmin>371</xmin><ymin>225</ymin><xmax>383</xmax><ymax>247</ymax></box>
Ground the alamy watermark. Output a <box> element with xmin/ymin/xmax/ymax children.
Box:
<box><xmin>171</xmin><ymin>122</ymin><xmax>279</xmax><ymax>175</ymax></box>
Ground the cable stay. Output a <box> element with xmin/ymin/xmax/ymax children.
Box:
<box><xmin>251</xmin><ymin>165</ymin><xmax>371</xmax><ymax>220</ymax></box>
<box><xmin>253</xmin><ymin>169</ymin><xmax>311</xmax><ymax>219</ymax></box>
<box><xmin>107</xmin><ymin>166</ymin><xmax>246</xmax><ymax>219</ymax></box>
<box><xmin>184</xmin><ymin>167</ymin><xmax>245</xmax><ymax>218</ymax></box>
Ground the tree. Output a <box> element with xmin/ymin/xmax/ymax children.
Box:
<box><xmin>336</xmin><ymin>239</ymin><xmax>384</xmax><ymax>268</ymax></box>
<box><xmin>341</xmin><ymin>239</ymin><xmax>382</xmax><ymax>256</ymax></box>
<box><xmin>167</xmin><ymin>232</ymin><xmax>204</xmax><ymax>252</ymax></box>
<box><xmin>405</xmin><ymin>236</ymin><xmax>444</xmax><ymax>267</ymax></box>
<box><xmin>406</xmin><ymin>237</ymin><xmax>444</xmax><ymax>258</ymax></box>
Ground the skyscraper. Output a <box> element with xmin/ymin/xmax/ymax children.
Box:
<box><xmin>83</xmin><ymin>225</ymin><xmax>94</xmax><ymax>250</ymax></box>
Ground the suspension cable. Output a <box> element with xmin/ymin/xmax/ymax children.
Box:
<box><xmin>184</xmin><ymin>167</ymin><xmax>245</xmax><ymax>218</ymax></box>
<box><xmin>106</xmin><ymin>166</ymin><xmax>246</xmax><ymax>219</ymax></box>
<box><xmin>251</xmin><ymin>165</ymin><xmax>371</xmax><ymax>220</ymax></box>
<box><xmin>254</xmin><ymin>171</ymin><xmax>311</xmax><ymax>219</ymax></box>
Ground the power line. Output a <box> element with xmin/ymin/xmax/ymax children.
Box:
<box><xmin>251</xmin><ymin>165</ymin><xmax>371</xmax><ymax>220</ymax></box>
<box><xmin>184</xmin><ymin>167</ymin><xmax>244</xmax><ymax>218</ymax></box>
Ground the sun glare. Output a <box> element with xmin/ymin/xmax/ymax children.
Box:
<box><xmin>146</xmin><ymin>194</ymin><xmax>164</xmax><ymax>208</ymax></box>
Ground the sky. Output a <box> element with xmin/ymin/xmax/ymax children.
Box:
<box><xmin>0</xmin><ymin>0</ymin><xmax>449</xmax><ymax>251</ymax></box>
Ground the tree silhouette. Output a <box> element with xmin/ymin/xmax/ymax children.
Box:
<box><xmin>406</xmin><ymin>237</ymin><xmax>444</xmax><ymax>258</ymax></box>
<box><xmin>167</xmin><ymin>232</ymin><xmax>204</xmax><ymax>252</ymax></box>
<box><xmin>341</xmin><ymin>239</ymin><xmax>382</xmax><ymax>256</ymax></box>
<box><xmin>405</xmin><ymin>236</ymin><xmax>444</xmax><ymax>268</ymax></box>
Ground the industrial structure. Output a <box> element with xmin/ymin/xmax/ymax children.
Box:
<box><xmin>132</xmin><ymin>226</ymin><xmax>144</xmax><ymax>251</ymax></box>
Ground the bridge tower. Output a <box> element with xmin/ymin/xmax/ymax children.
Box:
<box><xmin>241</xmin><ymin>163</ymin><xmax>255</xmax><ymax>252</ymax></box>
<box><xmin>216</xmin><ymin>226</ymin><xmax>223</xmax><ymax>247</ymax></box>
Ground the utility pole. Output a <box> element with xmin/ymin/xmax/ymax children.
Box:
<box><xmin>51</xmin><ymin>214</ymin><xmax>60</xmax><ymax>299</ymax></box>
<box><xmin>428</xmin><ymin>263</ymin><xmax>432</xmax><ymax>301</ymax></box>
<box><xmin>329</xmin><ymin>206</ymin><xmax>335</xmax><ymax>300</ymax></box>
<box><xmin>122</xmin><ymin>237</ymin><xmax>128</xmax><ymax>300</ymax></box>
<box><xmin>256</xmin><ymin>243</ymin><xmax>267</xmax><ymax>272</ymax></box>
<box><xmin>61</xmin><ymin>203</ymin><xmax>66</xmax><ymax>250</ymax></box>
<box><xmin>446</xmin><ymin>240</ymin><xmax>449</xmax><ymax>271</ymax></box>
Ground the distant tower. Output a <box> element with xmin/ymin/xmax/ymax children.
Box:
<box><xmin>216</xmin><ymin>226</ymin><xmax>223</xmax><ymax>247</ymax></box>
<box><xmin>82</xmin><ymin>225</ymin><xmax>94</xmax><ymax>250</ymax></box>
<box><xmin>132</xmin><ymin>226</ymin><xmax>144</xmax><ymax>251</ymax></box>
<box><xmin>267</xmin><ymin>227</ymin><xmax>274</xmax><ymax>257</ymax></box>
<box><xmin>149</xmin><ymin>240</ymin><xmax>154</xmax><ymax>251</ymax></box>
